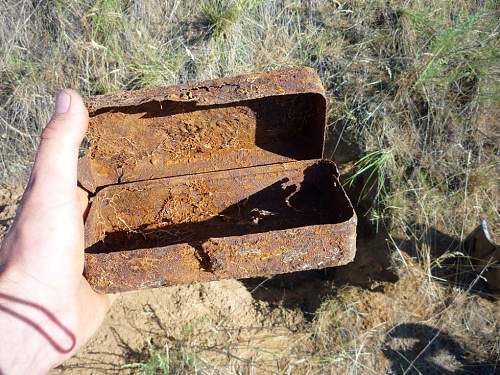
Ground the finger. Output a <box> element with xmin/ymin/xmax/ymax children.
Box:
<box><xmin>77</xmin><ymin>187</ymin><xmax>89</xmax><ymax>219</ymax></box>
<box><xmin>28</xmin><ymin>89</ymin><xmax>88</xmax><ymax>197</ymax></box>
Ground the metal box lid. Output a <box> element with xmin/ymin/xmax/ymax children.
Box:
<box><xmin>78</xmin><ymin>67</ymin><xmax>327</xmax><ymax>192</ymax></box>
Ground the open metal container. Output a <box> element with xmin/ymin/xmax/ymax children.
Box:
<box><xmin>79</xmin><ymin>67</ymin><xmax>357</xmax><ymax>293</ymax></box>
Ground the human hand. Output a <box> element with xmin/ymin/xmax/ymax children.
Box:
<box><xmin>0</xmin><ymin>90</ymin><xmax>113</xmax><ymax>374</ymax></box>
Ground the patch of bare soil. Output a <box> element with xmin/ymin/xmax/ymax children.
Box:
<box><xmin>57</xmin><ymin>279</ymin><xmax>309</xmax><ymax>374</ymax></box>
<box><xmin>0</xmin><ymin>186</ymin><xmax>22</xmax><ymax>241</ymax></box>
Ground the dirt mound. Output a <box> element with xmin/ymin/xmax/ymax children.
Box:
<box><xmin>58</xmin><ymin>279</ymin><xmax>307</xmax><ymax>374</ymax></box>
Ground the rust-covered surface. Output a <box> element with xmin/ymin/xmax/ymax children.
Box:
<box><xmin>80</xmin><ymin>67</ymin><xmax>357</xmax><ymax>293</ymax></box>
<box><xmin>84</xmin><ymin>160</ymin><xmax>356</xmax><ymax>293</ymax></box>
<box><xmin>79</xmin><ymin>67</ymin><xmax>326</xmax><ymax>192</ymax></box>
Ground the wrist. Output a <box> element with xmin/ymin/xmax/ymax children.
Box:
<box><xmin>0</xmin><ymin>313</ymin><xmax>57</xmax><ymax>374</ymax></box>
<box><xmin>0</xmin><ymin>279</ymin><xmax>74</xmax><ymax>374</ymax></box>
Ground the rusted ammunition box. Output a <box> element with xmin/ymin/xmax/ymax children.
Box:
<box><xmin>80</xmin><ymin>67</ymin><xmax>357</xmax><ymax>293</ymax></box>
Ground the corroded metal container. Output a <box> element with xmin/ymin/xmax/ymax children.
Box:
<box><xmin>80</xmin><ymin>67</ymin><xmax>357</xmax><ymax>293</ymax></box>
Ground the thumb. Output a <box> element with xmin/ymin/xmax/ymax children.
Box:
<box><xmin>29</xmin><ymin>90</ymin><xmax>88</xmax><ymax>197</ymax></box>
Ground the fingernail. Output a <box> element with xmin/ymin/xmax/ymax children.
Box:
<box><xmin>55</xmin><ymin>90</ymin><xmax>71</xmax><ymax>113</ymax></box>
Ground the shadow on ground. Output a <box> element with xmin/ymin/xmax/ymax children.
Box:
<box><xmin>241</xmin><ymin>220</ymin><xmax>400</xmax><ymax>317</ymax></box>
<box><xmin>242</xmin><ymin>212</ymin><xmax>496</xmax><ymax>316</ymax></box>
<box><xmin>382</xmin><ymin>323</ymin><xmax>498</xmax><ymax>375</ymax></box>
<box><xmin>241</xmin><ymin>222</ymin><xmax>496</xmax><ymax>317</ymax></box>
<box><xmin>396</xmin><ymin>224</ymin><xmax>496</xmax><ymax>297</ymax></box>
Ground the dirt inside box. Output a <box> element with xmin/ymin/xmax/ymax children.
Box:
<box><xmin>79</xmin><ymin>67</ymin><xmax>357</xmax><ymax>293</ymax></box>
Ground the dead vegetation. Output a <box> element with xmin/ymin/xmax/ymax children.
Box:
<box><xmin>0</xmin><ymin>0</ymin><xmax>498</xmax><ymax>374</ymax></box>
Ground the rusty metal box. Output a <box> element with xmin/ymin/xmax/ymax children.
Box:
<box><xmin>79</xmin><ymin>67</ymin><xmax>357</xmax><ymax>293</ymax></box>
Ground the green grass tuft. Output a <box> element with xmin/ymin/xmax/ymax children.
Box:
<box><xmin>346</xmin><ymin>148</ymin><xmax>395</xmax><ymax>218</ymax></box>
<box><xmin>200</xmin><ymin>0</ymin><xmax>262</xmax><ymax>39</ymax></box>
<box><xmin>88</xmin><ymin>0</ymin><xmax>127</xmax><ymax>46</ymax></box>
<box><xmin>405</xmin><ymin>9</ymin><xmax>498</xmax><ymax>94</ymax></box>
<box><xmin>122</xmin><ymin>338</ymin><xmax>170</xmax><ymax>375</ymax></box>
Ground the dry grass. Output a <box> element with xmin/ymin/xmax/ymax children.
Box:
<box><xmin>1</xmin><ymin>0</ymin><xmax>499</xmax><ymax>374</ymax></box>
